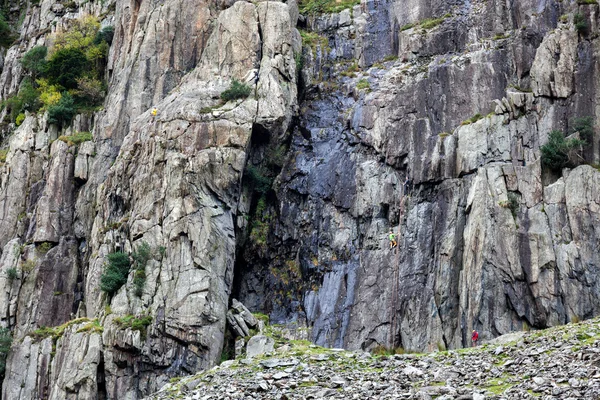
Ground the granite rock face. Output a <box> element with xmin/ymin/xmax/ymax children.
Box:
<box><xmin>0</xmin><ymin>0</ymin><xmax>598</xmax><ymax>398</ymax></box>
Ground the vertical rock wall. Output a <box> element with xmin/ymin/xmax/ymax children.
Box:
<box><xmin>0</xmin><ymin>0</ymin><xmax>599</xmax><ymax>398</ymax></box>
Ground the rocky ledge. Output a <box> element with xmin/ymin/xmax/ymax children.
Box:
<box><xmin>145</xmin><ymin>318</ymin><xmax>600</xmax><ymax>400</ymax></box>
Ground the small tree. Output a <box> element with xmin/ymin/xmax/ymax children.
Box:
<box><xmin>99</xmin><ymin>252</ymin><xmax>131</xmax><ymax>296</ymax></box>
<box><xmin>541</xmin><ymin>130</ymin><xmax>586</xmax><ymax>172</ymax></box>
<box><xmin>47</xmin><ymin>93</ymin><xmax>76</xmax><ymax>128</ymax></box>
<box><xmin>46</xmin><ymin>47</ymin><xmax>90</xmax><ymax>90</ymax></box>
<box><xmin>132</xmin><ymin>242</ymin><xmax>151</xmax><ymax>297</ymax></box>
<box><xmin>220</xmin><ymin>79</ymin><xmax>252</xmax><ymax>102</ymax></box>
<box><xmin>21</xmin><ymin>46</ymin><xmax>48</xmax><ymax>79</ymax></box>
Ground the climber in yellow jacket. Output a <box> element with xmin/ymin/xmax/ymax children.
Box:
<box><xmin>389</xmin><ymin>230</ymin><xmax>397</xmax><ymax>249</ymax></box>
<box><xmin>151</xmin><ymin>107</ymin><xmax>158</xmax><ymax>117</ymax></box>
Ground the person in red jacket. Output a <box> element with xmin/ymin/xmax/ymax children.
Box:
<box><xmin>471</xmin><ymin>330</ymin><xmax>479</xmax><ymax>347</ymax></box>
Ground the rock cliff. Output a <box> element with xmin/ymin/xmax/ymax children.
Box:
<box><xmin>0</xmin><ymin>0</ymin><xmax>598</xmax><ymax>398</ymax></box>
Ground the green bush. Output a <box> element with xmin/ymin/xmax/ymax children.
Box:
<box><xmin>100</xmin><ymin>252</ymin><xmax>131</xmax><ymax>296</ymax></box>
<box><xmin>47</xmin><ymin>93</ymin><xmax>76</xmax><ymax>127</ymax></box>
<box><xmin>21</xmin><ymin>46</ymin><xmax>48</xmax><ymax>79</ymax></box>
<box><xmin>6</xmin><ymin>267</ymin><xmax>18</xmax><ymax>281</ymax></box>
<box><xmin>114</xmin><ymin>314</ymin><xmax>152</xmax><ymax>339</ymax></box>
<box><xmin>574</xmin><ymin>13</ymin><xmax>588</xmax><ymax>34</ymax></box>
<box><xmin>46</xmin><ymin>47</ymin><xmax>90</xmax><ymax>90</ymax></box>
<box><xmin>94</xmin><ymin>26</ymin><xmax>114</xmax><ymax>46</ymax></box>
<box><xmin>244</xmin><ymin>165</ymin><xmax>273</xmax><ymax>194</ymax></box>
<box><xmin>0</xmin><ymin>328</ymin><xmax>12</xmax><ymax>378</ymax></box>
<box><xmin>15</xmin><ymin>113</ymin><xmax>25</xmax><ymax>126</ymax></box>
<box><xmin>541</xmin><ymin>130</ymin><xmax>586</xmax><ymax>172</ymax></box>
<box><xmin>0</xmin><ymin>14</ymin><xmax>15</xmax><ymax>48</ymax></box>
<box><xmin>220</xmin><ymin>79</ymin><xmax>252</xmax><ymax>102</ymax></box>
<box><xmin>4</xmin><ymin>79</ymin><xmax>41</xmax><ymax>122</ymax></box>
<box><xmin>132</xmin><ymin>241</ymin><xmax>151</xmax><ymax>297</ymax></box>
<box><xmin>569</xmin><ymin>116</ymin><xmax>594</xmax><ymax>141</ymax></box>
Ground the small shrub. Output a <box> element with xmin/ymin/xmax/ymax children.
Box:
<box><xmin>569</xmin><ymin>116</ymin><xmax>594</xmax><ymax>141</ymax></box>
<box><xmin>220</xmin><ymin>79</ymin><xmax>252</xmax><ymax>102</ymax></box>
<box><xmin>574</xmin><ymin>13</ymin><xmax>588</xmax><ymax>34</ymax></box>
<box><xmin>541</xmin><ymin>130</ymin><xmax>586</xmax><ymax>172</ymax></box>
<box><xmin>99</xmin><ymin>252</ymin><xmax>130</xmax><ymax>296</ymax></box>
<box><xmin>0</xmin><ymin>328</ymin><xmax>12</xmax><ymax>377</ymax></box>
<box><xmin>37</xmin><ymin>78</ymin><xmax>62</xmax><ymax>109</ymax></box>
<box><xmin>73</xmin><ymin>76</ymin><xmax>105</xmax><ymax>106</ymax></box>
<box><xmin>21</xmin><ymin>46</ymin><xmax>48</xmax><ymax>79</ymax></box>
<box><xmin>21</xmin><ymin>260</ymin><xmax>35</xmax><ymax>274</ymax></box>
<box><xmin>0</xmin><ymin>13</ymin><xmax>15</xmax><ymax>48</ymax></box>
<box><xmin>15</xmin><ymin>113</ymin><xmax>25</xmax><ymax>126</ymax></box>
<box><xmin>131</xmin><ymin>241</ymin><xmax>151</xmax><ymax>297</ymax></box>
<box><xmin>400</xmin><ymin>23</ymin><xmax>415</xmax><ymax>31</ymax></box>
<box><xmin>94</xmin><ymin>26</ymin><xmax>114</xmax><ymax>46</ymax></box>
<box><xmin>507</xmin><ymin>192</ymin><xmax>520</xmax><ymax>220</ymax></box>
<box><xmin>299</xmin><ymin>30</ymin><xmax>329</xmax><ymax>56</ymax></box>
<box><xmin>6</xmin><ymin>267</ymin><xmax>18</xmax><ymax>281</ymax></box>
<box><xmin>46</xmin><ymin>47</ymin><xmax>90</xmax><ymax>90</ymax></box>
<box><xmin>356</xmin><ymin>79</ymin><xmax>370</xmax><ymax>90</ymax></box>
<box><xmin>244</xmin><ymin>165</ymin><xmax>272</xmax><ymax>194</ymax></box>
<box><xmin>114</xmin><ymin>314</ymin><xmax>152</xmax><ymax>339</ymax></box>
<box><xmin>4</xmin><ymin>79</ymin><xmax>41</xmax><ymax>122</ymax></box>
<box><xmin>0</xmin><ymin>149</ymin><xmax>8</xmax><ymax>163</ymax></box>
<box><xmin>47</xmin><ymin>93</ymin><xmax>76</xmax><ymax>128</ymax></box>
<box><xmin>37</xmin><ymin>242</ymin><xmax>53</xmax><ymax>254</ymax></box>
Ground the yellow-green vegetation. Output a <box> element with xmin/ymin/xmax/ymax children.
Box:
<box><xmin>113</xmin><ymin>314</ymin><xmax>153</xmax><ymax>338</ymax></box>
<box><xmin>461</xmin><ymin>113</ymin><xmax>484</xmax><ymax>125</ymax></box>
<box><xmin>493</xmin><ymin>33</ymin><xmax>510</xmax><ymax>40</ymax></box>
<box><xmin>340</xmin><ymin>62</ymin><xmax>360</xmax><ymax>77</ymax></box>
<box><xmin>356</xmin><ymin>79</ymin><xmax>370</xmax><ymax>91</ymax></box>
<box><xmin>299</xmin><ymin>30</ymin><xmax>329</xmax><ymax>56</ymax></box>
<box><xmin>58</xmin><ymin>131</ymin><xmax>93</xmax><ymax>146</ymax></box>
<box><xmin>298</xmin><ymin>0</ymin><xmax>360</xmax><ymax>15</ymax></box>
<box><xmin>577</xmin><ymin>0</ymin><xmax>597</xmax><ymax>4</ymax></box>
<box><xmin>270</xmin><ymin>259</ymin><xmax>301</xmax><ymax>286</ymax></box>
<box><xmin>253</xmin><ymin>313</ymin><xmax>270</xmax><ymax>324</ymax></box>
<box><xmin>15</xmin><ymin>113</ymin><xmax>25</xmax><ymax>126</ymax></box>
<box><xmin>28</xmin><ymin>317</ymin><xmax>95</xmax><ymax>342</ymax></box>
<box><xmin>75</xmin><ymin>319</ymin><xmax>103</xmax><ymax>334</ymax></box>
<box><xmin>249</xmin><ymin>196</ymin><xmax>272</xmax><ymax>248</ymax></box>
<box><xmin>37</xmin><ymin>242</ymin><xmax>53</xmax><ymax>254</ymax></box>
<box><xmin>0</xmin><ymin>149</ymin><xmax>8</xmax><ymax>163</ymax></box>
<box><xmin>401</xmin><ymin>13</ymin><xmax>452</xmax><ymax>32</ymax></box>
<box><xmin>21</xmin><ymin>259</ymin><xmax>35</xmax><ymax>273</ymax></box>
<box><xmin>9</xmin><ymin>16</ymin><xmax>113</xmax><ymax>127</ymax></box>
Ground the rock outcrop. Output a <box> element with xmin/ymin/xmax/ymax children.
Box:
<box><xmin>146</xmin><ymin>317</ymin><xmax>600</xmax><ymax>399</ymax></box>
<box><xmin>0</xmin><ymin>0</ymin><xmax>598</xmax><ymax>398</ymax></box>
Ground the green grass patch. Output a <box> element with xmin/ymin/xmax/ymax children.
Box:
<box><xmin>58</xmin><ymin>132</ymin><xmax>93</xmax><ymax>146</ymax></box>
<box><xmin>114</xmin><ymin>314</ymin><xmax>153</xmax><ymax>339</ymax></box>
<box><xmin>461</xmin><ymin>113</ymin><xmax>484</xmax><ymax>125</ymax></box>
<box><xmin>299</xmin><ymin>0</ymin><xmax>360</xmax><ymax>15</ymax></box>
<box><xmin>299</xmin><ymin>30</ymin><xmax>329</xmax><ymax>55</ymax></box>
<box><xmin>356</xmin><ymin>79</ymin><xmax>370</xmax><ymax>90</ymax></box>
<box><xmin>220</xmin><ymin>79</ymin><xmax>252</xmax><ymax>102</ymax></box>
